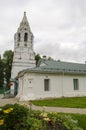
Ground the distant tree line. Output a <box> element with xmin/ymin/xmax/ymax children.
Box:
<box><xmin>0</xmin><ymin>50</ymin><xmax>53</xmax><ymax>89</ymax></box>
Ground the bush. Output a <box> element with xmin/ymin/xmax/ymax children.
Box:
<box><xmin>27</xmin><ymin>110</ymin><xmax>83</xmax><ymax>130</ymax></box>
<box><xmin>0</xmin><ymin>104</ymin><xmax>29</xmax><ymax>130</ymax></box>
<box><xmin>0</xmin><ymin>88</ymin><xmax>4</xmax><ymax>94</ymax></box>
<box><xmin>0</xmin><ymin>103</ymin><xmax>83</xmax><ymax>130</ymax></box>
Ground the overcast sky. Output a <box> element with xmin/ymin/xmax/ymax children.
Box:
<box><xmin>0</xmin><ymin>0</ymin><xmax>86</xmax><ymax>63</ymax></box>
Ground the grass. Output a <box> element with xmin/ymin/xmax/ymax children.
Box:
<box><xmin>58</xmin><ymin>113</ymin><xmax>86</xmax><ymax>130</ymax></box>
<box><xmin>32</xmin><ymin>97</ymin><xmax>86</xmax><ymax>129</ymax></box>
<box><xmin>32</xmin><ymin>97</ymin><xmax>86</xmax><ymax>108</ymax></box>
<box><xmin>68</xmin><ymin>114</ymin><xmax>86</xmax><ymax>130</ymax></box>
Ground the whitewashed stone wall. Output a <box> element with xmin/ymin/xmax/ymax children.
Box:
<box><xmin>17</xmin><ymin>72</ymin><xmax>86</xmax><ymax>101</ymax></box>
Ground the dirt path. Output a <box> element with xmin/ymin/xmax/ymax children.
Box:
<box><xmin>0</xmin><ymin>96</ymin><xmax>86</xmax><ymax>114</ymax></box>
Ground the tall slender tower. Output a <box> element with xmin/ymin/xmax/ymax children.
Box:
<box><xmin>11</xmin><ymin>12</ymin><xmax>36</xmax><ymax>79</ymax></box>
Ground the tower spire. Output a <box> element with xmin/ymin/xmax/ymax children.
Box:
<box><xmin>22</xmin><ymin>11</ymin><xmax>28</xmax><ymax>23</ymax></box>
<box><xmin>18</xmin><ymin>11</ymin><xmax>30</xmax><ymax>29</ymax></box>
<box><xmin>24</xmin><ymin>11</ymin><xmax>26</xmax><ymax>16</ymax></box>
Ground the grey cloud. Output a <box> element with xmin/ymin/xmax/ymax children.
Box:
<box><xmin>0</xmin><ymin>0</ymin><xmax>29</xmax><ymax>7</ymax></box>
<box><xmin>0</xmin><ymin>0</ymin><xmax>86</xmax><ymax>63</ymax></box>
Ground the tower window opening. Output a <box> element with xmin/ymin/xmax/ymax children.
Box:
<box><xmin>24</xmin><ymin>43</ymin><xmax>27</xmax><ymax>47</ymax></box>
<box><xmin>24</xmin><ymin>33</ymin><xmax>28</xmax><ymax>42</ymax></box>
<box><xmin>18</xmin><ymin>33</ymin><xmax>21</xmax><ymax>42</ymax></box>
<box><xmin>17</xmin><ymin>43</ymin><xmax>20</xmax><ymax>46</ymax></box>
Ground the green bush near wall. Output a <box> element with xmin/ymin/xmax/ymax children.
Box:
<box><xmin>0</xmin><ymin>103</ymin><xmax>83</xmax><ymax>130</ymax></box>
<box><xmin>0</xmin><ymin>88</ymin><xmax>4</xmax><ymax>94</ymax></box>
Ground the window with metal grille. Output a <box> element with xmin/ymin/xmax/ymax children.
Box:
<box><xmin>44</xmin><ymin>79</ymin><xmax>50</xmax><ymax>91</ymax></box>
<box><xmin>73</xmin><ymin>79</ymin><xmax>79</xmax><ymax>90</ymax></box>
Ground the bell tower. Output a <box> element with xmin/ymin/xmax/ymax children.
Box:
<box><xmin>11</xmin><ymin>12</ymin><xmax>36</xmax><ymax>79</ymax></box>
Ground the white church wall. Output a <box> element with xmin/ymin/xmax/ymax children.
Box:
<box><xmin>17</xmin><ymin>72</ymin><xmax>86</xmax><ymax>101</ymax></box>
<box><xmin>62</xmin><ymin>75</ymin><xmax>86</xmax><ymax>97</ymax></box>
<box><xmin>16</xmin><ymin>77</ymin><xmax>23</xmax><ymax>98</ymax></box>
<box><xmin>17</xmin><ymin>73</ymin><xmax>35</xmax><ymax>101</ymax></box>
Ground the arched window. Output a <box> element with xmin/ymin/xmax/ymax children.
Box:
<box><xmin>18</xmin><ymin>33</ymin><xmax>21</xmax><ymax>42</ymax></box>
<box><xmin>24</xmin><ymin>33</ymin><xmax>28</xmax><ymax>42</ymax></box>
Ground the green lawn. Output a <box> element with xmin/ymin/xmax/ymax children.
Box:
<box><xmin>58</xmin><ymin>113</ymin><xmax>86</xmax><ymax>130</ymax></box>
<box><xmin>32</xmin><ymin>96</ymin><xmax>86</xmax><ymax>129</ymax></box>
<box><xmin>32</xmin><ymin>97</ymin><xmax>86</xmax><ymax>108</ymax></box>
<box><xmin>68</xmin><ymin>114</ymin><xmax>86</xmax><ymax>130</ymax></box>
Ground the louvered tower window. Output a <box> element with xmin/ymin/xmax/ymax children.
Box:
<box><xmin>24</xmin><ymin>33</ymin><xmax>28</xmax><ymax>42</ymax></box>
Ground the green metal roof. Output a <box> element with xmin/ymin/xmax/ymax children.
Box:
<box><xmin>19</xmin><ymin>60</ymin><xmax>86</xmax><ymax>75</ymax></box>
<box><xmin>39</xmin><ymin>60</ymin><xmax>86</xmax><ymax>71</ymax></box>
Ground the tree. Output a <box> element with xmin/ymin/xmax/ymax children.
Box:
<box><xmin>35</xmin><ymin>54</ymin><xmax>54</xmax><ymax>66</ymax></box>
<box><xmin>35</xmin><ymin>53</ymin><xmax>41</xmax><ymax>66</ymax></box>
<box><xmin>47</xmin><ymin>56</ymin><xmax>54</xmax><ymax>60</ymax></box>
<box><xmin>3</xmin><ymin>50</ymin><xmax>14</xmax><ymax>84</ymax></box>
<box><xmin>0</xmin><ymin>55</ymin><xmax>4</xmax><ymax>88</ymax></box>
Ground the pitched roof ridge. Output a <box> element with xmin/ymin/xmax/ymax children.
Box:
<box><xmin>44</xmin><ymin>59</ymin><xmax>86</xmax><ymax>65</ymax></box>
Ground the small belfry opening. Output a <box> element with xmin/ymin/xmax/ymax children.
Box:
<box><xmin>24</xmin><ymin>33</ymin><xmax>28</xmax><ymax>42</ymax></box>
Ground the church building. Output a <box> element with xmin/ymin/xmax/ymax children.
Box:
<box><xmin>11</xmin><ymin>12</ymin><xmax>86</xmax><ymax>101</ymax></box>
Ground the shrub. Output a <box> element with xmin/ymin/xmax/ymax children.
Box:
<box><xmin>27</xmin><ymin>110</ymin><xmax>83</xmax><ymax>130</ymax></box>
<box><xmin>0</xmin><ymin>103</ymin><xmax>29</xmax><ymax>130</ymax></box>
<box><xmin>0</xmin><ymin>103</ymin><xmax>83</xmax><ymax>130</ymax></box>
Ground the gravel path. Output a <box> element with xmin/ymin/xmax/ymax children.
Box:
<box><xmin>0</xmin><ymin>96</ymin><xmax>86</xmax><ymax>114</ymax></box>
<box><xmin>32</xmin><ymin>105</ymin><xmax>86</xmax><ymax>114</ymax></box>
<box><xmin>0</xmin><ymin>97</ymin><xmax>17</xmax><ymax>106</ymax></box>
